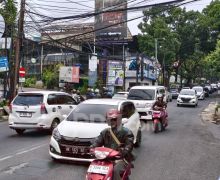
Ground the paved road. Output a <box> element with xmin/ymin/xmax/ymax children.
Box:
<box><xmin>0</xmin><ymin>97</ymin><xmax>219</xmax><ymax>180</ymax></box>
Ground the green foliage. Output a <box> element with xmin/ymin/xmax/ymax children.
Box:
<box><xmin>0</xmin><ymin>99</ymin><xmax>8</xmax><ymax>107</ymax></box>
<box><xmin>42</xmin><ymin>64</ymin><xmax>62</xmax><ymax>89</ymax></box>
<box><xmin>138</xmin><ymin>3</ymin><xmax>220</xmax><ymax>84</ymax></box>
<box><xmin>24</xmin><ymin>77</ymin><xmax>37</xmax><ymax>87</ymax></box>
<box><xmin>78</xmin><ymin>79</ymin><xmax>88</xmax><ymax>94</ymax></box>
<box><xmin>0</xmin><ymin>0</ymin><xmax>17</xmax><ymax>25</ymax></box>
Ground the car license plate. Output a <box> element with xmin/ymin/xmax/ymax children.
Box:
<box><xmin>65</xmin><ymin>146</ymin><xmax>87</xmax><ymax>154</ymax></box>
<box><xmin>20</xmin><ymin>112</ymin><xmax>32</xmax><ymax>117</ymax></box>
<box><xmin>87</xmin><ymin>165</ymin><xmax>109</xmax><ymax>174</ymax></box>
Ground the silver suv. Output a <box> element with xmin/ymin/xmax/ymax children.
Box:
<box><xmin>8</xmin><ymin>91</ymin><xmax>77</xmax><ymax>135</ymax></box>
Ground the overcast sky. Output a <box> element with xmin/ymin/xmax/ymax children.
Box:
<box><xmin>23</xmin><ymin>0</ymin><xmax>213</xmax><ymax>37</ymax></box>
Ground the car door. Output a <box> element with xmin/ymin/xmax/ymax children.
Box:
<box><xmin>56</xmin><ymin>94</ymin><xmax>77</xmax><ymax>116</ymax></box>
<box><xmin>121</xmin><ymin>102</ymin><xmax>140</xmax><ymax>142</ymax></box>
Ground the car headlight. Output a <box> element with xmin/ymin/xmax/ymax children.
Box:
<box><xmin>52</xmin><ymin>128</ymin><xmax>61</xmax><ymax>141</ymax></box>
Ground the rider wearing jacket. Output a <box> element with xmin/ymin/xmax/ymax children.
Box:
<box><xmin>91</xmin><ymin>109</ymin><xmax>134</xmax><ymax>180</ymax></box>
<box><xmin>152</xmin><ymin>94</ymin><xmax>167</xmax><ymax>123</ymax></box>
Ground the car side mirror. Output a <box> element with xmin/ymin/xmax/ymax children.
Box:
<box><xmin>122</xmin><ymin>118</ymin><xmax>128</xmax><ymax>124</ymax></box>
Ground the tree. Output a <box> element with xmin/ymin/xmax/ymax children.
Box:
<box><xmin>205</xmin><ymin>40</ymin><xmax>220</xmax><ymax>81</ymax></box>
<box><xmin>138</xmin><ymin>6</ymin><xmax>180</xmax><ymax>86</ymax></box>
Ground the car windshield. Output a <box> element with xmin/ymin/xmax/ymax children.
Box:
<box><xmin>180</xmin><ymin>90</ymin><xmax>195</xmax><ymax>95</ymax></box>
<box><xmin>66</xmin><ymin>103</ymin><xmax>118</xmax><ymax>123</ymax></box>
<box><xmin>127</xmin><ymin>89</ymin><xmax>155</xmax><ymax>100</ymax></box>
<box><xmin>193</xmin><ymin>87</ymin><xmax>202</xmax><ymax>92</ymax></box>
<box><xmin>13</xmin><ymin>94</ymin><xmax>43</xmax><ymax>106</ymax></box>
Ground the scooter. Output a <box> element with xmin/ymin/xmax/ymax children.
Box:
<box><xmin>152</xmin><ymin>108</ymin><xmax>168</xmax><ymax>133</ymax></box>
<box><xmin>85</xmin><ymin>147</ymin><xmax>132</xmax><ymax>180</ymax></box>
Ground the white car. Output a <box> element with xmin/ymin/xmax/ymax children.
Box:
<box><xmin>8</xmin><ymin>91</ymin><xmax>77</xmax><ymax>135</ymax></box>
<box><xmin>192</xmin><ymin>86</ymin><xmax>205</xmax><ymax>100</ymax></box>
<box><xmin>127</xmin><ymin>86</ymin><xmax>166</xmax><ymax>120</ymax></box>
<box><xmin>112</xmin><ymin>91</ymin><xmax>129</xmax><ymax>100</ymax></box>
<box><xmin>177</xmin><ymin>89</ymin><xmax>198</xmax><ymax>107</ymax></box>
<box><xmin>49</xmin><ymin>99</ymin><xmax>141</xmax><ymax>162</ymax></box>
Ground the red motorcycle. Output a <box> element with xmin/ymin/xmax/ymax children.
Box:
<box><xmin>152</xmin><ymin>107</ymin><xmax>168</xmax><ymax>133</ymax></box>
<box><xmin>85</xmin><ymin>147</ymin><xmax>132</xmax><ymax>180</ymax></box>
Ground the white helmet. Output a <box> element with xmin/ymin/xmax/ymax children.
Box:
<box><xmin>95</xmin><ymin>89</ymin><xmax>99</xmax><ymax>93</ymax></box>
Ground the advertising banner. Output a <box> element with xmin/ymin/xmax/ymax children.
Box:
<box><xmin>107</xmin><ymin>61</ymin><xmax>123</xmax><ymax>86</ymax></box>
<box><xmin>89</xmin><ymin>54</ymin><xmax>98</xmax><ymax>87</ymax></box>
<box><xmin>59</xmin><ymin>66</ymin><xmax>80</xmax><ymax>83</ymax></box>
<box><xmin>95</xmin><ymin>0</ymin><xmax>127</xmax><ymax>40</ymax></box>
<box><xmin>72</xmin><ymin>66</ymin><xmax>80</xmax><ymax>83</ymax></box>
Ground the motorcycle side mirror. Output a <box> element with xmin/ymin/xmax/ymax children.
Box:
<box><xmin>122</xmin><ymin>118</ymin><xmax>128</xmax><ymax>124</ymax></box>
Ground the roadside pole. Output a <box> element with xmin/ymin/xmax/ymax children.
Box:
<box><xmin>13</xmin><ymin>0</ymin><xmax>25</xmax><ymax>100</ymax></box>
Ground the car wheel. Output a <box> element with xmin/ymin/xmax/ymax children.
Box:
<box><xmin>134</xmin><ymin>129</ymin><xmax>142</xmax><ymax>147</ymax></box>
<box><xmin>177</xmin><ymin>104</ymin><xmax>179</xmax><ymax>107</ymax></box>
<box><xmin>15</xmin><ymin>129</ymin><xmax>25</xmax><ymax>135</ymax></box>
<box><xmin>50</xmin><ymin>119</ymin><xmax>60</xmax><ymax>133</ymax></box>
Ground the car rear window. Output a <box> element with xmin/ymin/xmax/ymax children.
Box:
<box><xmin>128</xmin><ymin>89</ymin><xmax>155</xmax><ymax>100</ymax></box>
<box><xmin>67</xmin><ymin>104</ymin><xmax>117</xmax><ymax>123</ymax></box>
<box><xmin>13</xmin><ymin>94</ymin><xmax>43</xmax><ymax>106</ymax></box>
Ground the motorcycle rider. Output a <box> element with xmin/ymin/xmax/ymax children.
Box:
<box><xmin>152</xmin><ymin>94</ymin><xmax>167</xmax><ymax>126</ymax></box>
<box><xmin>91</xmin><ymin>109</ymin><xmax>134</xmax><ymax>180</ymax></box>
<box><xmin>76</xmin><ymin>89</ymin><xmax>85</xmax><ymax>102</ymax></box>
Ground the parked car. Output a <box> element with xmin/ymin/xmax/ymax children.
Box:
<box><xmin>170</xmin><ymin>88</ymin><xmax>179</xmax><ymax>99</ymax></box>
<box><xmin>192</xmin><ymin>86</ymin><xmax>205</xmax><ymax>100</ymax></box>
<box><xmin>49</xmin><ymin>99</ymin><xmax>141</xmax><ymax>162</ymax></box>
<box><xmin>8</xmin><ymin>91</ymin><xmax>77</xmax><ymax>135</ymax></box>
<box><xmin>127</xmin><ymin>86</ymin><xmax>166</xmax><ymax>120</ymax></box>
<box><xmin>112</xmin><ymin>91</ymin><xmax>129</xmax><ymax>100</ymax></box>
<box><xmin>177</xmin><ymin>89</ymin><xmax>198</xmax><ymax>107</ymax></box>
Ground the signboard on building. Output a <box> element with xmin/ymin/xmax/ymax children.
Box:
<box><xmin>0</xmin><ymin>38</ymin><xmax>11</xmax><ymax>49</ymax></box>
<box><xmin>59</xmin><ymin>66</ymin><xmax>80</xmax><ymax>83</ymax></box>
<box><xmin>95</xmin><ymin>0</ymin><xmax>127</xmax><ymax>40</ymax></box>
<box><xmin>107</xmin><ymin>61</ymin><xmax>123</xmax><ymax>86</ymax></box>
<box><xmin>89</xmin><ymin>55</ymin><xmax>98</xmax><ymax>87</ymax></box>
<box><xmin>0</xmin><ymin>56</ymin><xmax>8</xmax><ymax>72</ymax></box>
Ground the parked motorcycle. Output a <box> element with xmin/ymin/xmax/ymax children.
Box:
<box><xmin>152</xmin><ymin>108</ymin><xmax>168</xmax><ymax>133</ymax></box>
<box><xmin>86</xmin><ymin>147</ymin><xmax>132</xmax><ymax>180</ymax></box>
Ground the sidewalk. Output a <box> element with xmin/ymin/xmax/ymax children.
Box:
<box><xmin>200</xmin><ymin>91</ymin><xmax>220</xmax><ymax>140</ymax></box>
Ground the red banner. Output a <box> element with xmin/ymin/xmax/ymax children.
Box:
<box><xmin>72</xmin><ymin>66</ymin><xmax>79</xmax><ymax>83</ymax></box>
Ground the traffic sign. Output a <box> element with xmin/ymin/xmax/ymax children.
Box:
<box><xmin>19</xmin><ymin>67</ymin><xmax>26</xmax><ymax>77</ymax></box>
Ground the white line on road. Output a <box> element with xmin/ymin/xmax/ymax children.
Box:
<box><xmin>0</xmin><ymin>143</ymin><xmax>48</xmax><ymax>162</ymax></box>
<box><xmin>0</xmin><ymin>156</ymin><xmax>13</xmax><ymax>162</ymax></box>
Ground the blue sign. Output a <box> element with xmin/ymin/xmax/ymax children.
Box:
<box><xmin>89</xmin><ymin>71</ymin><xmax>97</xmax><ymax>87</ymax></box>
<box><xmin>0</xmin><ymin>56</ymin><xmax>8</xmax><ymax>72</ymax></box>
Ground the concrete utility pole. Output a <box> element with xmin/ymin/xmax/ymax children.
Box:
<box><xmin>13</xmin><ymin>0</ymin><xmax>25</xmax><ymax>99</ymax></box>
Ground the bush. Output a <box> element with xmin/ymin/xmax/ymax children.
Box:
<box><xmin>24</xmin><ymin>77</ymin><xmax>37</xmax><ymax>87</ymax></box>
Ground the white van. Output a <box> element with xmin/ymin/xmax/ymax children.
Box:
<box><xmin>8</xmin><ymin>91</ymin><xmax>77</xmax><ymax>135</ymax></box>
<box><xmin>127</xmin><ymin>86</ymin><xmax>166</xmax><ymax>120</ymax></box>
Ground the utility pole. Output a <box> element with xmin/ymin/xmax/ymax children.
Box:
<box><xmin>13</xmin><ymin>0</ymin><xmax>25</xmax><ymax>100</ymax></box>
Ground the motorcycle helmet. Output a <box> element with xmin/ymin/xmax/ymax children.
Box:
<box><xmin>95</xmin><ymin>89</ymin><xmax>99</xmax><ymax>93</ymax></box>
<box><xmin>72</xmin><ymin>89</ymin><xmax>76</xmax><ymax>94</ymax></box>
<box><xmin>76</xmin><ymin>90</ymin><xmax>80</xmax><ymax>95</ymax></box>
<box><xmin>106</xmin><ymin>109</ymin><xmax>122</xmax><ymax>128</ymax></box>
<box><xmin>157</xmin><ymin>94</ymin><xmax>164</xmax><ymax>101</ymax></box>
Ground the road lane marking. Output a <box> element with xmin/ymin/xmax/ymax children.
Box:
<box><xmin>0</xmin><ymin>143</ymin><xmax>48</xmax><ymax>162</ymax></box>
<box><xmin>0</xmin><ymin>156</ymin><xmax>13</xmax><ymax>162</ymax></box>
<box><xmin>3</xmin><ymin>163</ymin><xmax>28</xmax><ymax>174</ymax></box>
